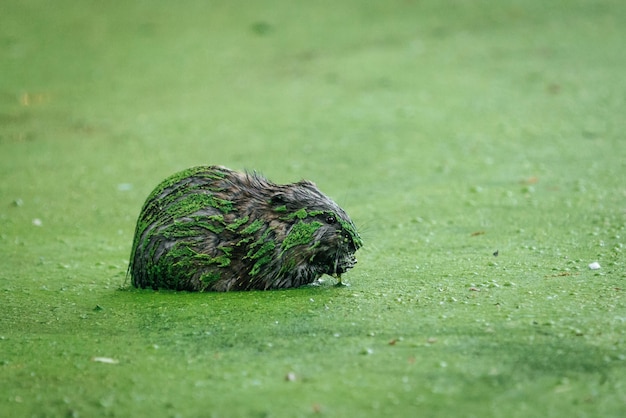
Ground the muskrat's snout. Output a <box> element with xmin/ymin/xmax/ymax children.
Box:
<box><xmin>335</xmin><ymin>253</ymin><xmax>357</xmax><ymax>275</ymax></box>
<box><xmin>324</xmin><ymin>229</ymin><xmax>359</xmax><ymax>276</ymax></box>
<box><xmin>310</xmin><ymin>230</ymin><xmax>359</xmax><ymax>277</ymax></box>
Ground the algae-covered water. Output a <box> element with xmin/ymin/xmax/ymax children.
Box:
<box><xmin>1</xmin><ymin>1</ymin><xmax>625</xmax><ymax>417</ymax></box>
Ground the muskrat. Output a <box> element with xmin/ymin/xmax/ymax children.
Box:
<box><xmin>128</xmin><ymin>166</ymin><xmax>362</xmax><ymax>291</ymax></box>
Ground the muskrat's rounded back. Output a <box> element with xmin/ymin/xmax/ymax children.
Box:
<box><xmin>128</xmin><ymin>166</ymin><xmax>362</xmax><ymax>291</ymax></box>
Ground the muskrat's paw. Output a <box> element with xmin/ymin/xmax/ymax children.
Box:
<box><xmin>333</xmin><ymin>275</ymin><xmax>350</xmax><ymax>287</ymax></box>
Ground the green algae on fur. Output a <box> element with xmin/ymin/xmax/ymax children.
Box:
<box><xmin>282</xmin><ymin>208</ymin><xmax>324</xmax><ymax>221</ymax></box>
<box><xmin>226</xmin><ymin>215</ymin><xmax>250</xmax><ymax>232</ymax></box>
<box><xmin>129</xmin><ymin>167</ymin><xmax>238</xmax><ymax>267</ymax></box>
<box><xmin>239</xmin><ymin>219</ymin><xmax>264</xmax><ymax>235</ymax></box>
<box><xmin>281</xmin><ymin>221</ymin><xmax>323</xmax><ymax>253</ymax></box>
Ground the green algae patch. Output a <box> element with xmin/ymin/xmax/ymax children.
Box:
<box><xmin>164</xmin><ymin>243</ymin><xmax>230</xmax><ymax>269</ymax></box>
<box><xmin>146</xmin><ymin>240</ymin><xmax>233</xmax><ymax>289</ymax></box>
<box><xmin>146</xmin><ymin>167</ymin><xmax>208</xmax><ymax>199</ymax></box>
<box><xmin>128</xmin><ymin>167</ymin><xmax>236</xmax><ymax>273</ymax></box>
<box><xmin>290</xmin><ymin>208</ymin><xmax>309</xmax><ymax>220</ymax></box>
<box><xmin>187</xmin><ymin>194</ymin><xmax>233</xmax><ymax>214</ymax></box>
<box><xmin>248</xmin><ymin>241</ymin><xmax>277</xmax><ymax>276</ymax></box>
<box><xmin>244</xmin><ymin>229</ymin><xmax>276</xmax><ymax>276</ymax></box>
<box><xmin>240</xmin><ymin>219</ymin><xmax>265</xmax><ymax>235</ymax></box>
<box><xmin>200</xmin><ymin>271</ymin><xmax>221</xmax><ymax>284</ymax></box>
<box><xmin>283</xmin><ymin>208</ymin><xmax>325</xmax><ymax>221</ymax></box>
<box><xmin>226</xmin><ymin>215</ymin><xmax>250</xmax><ymax>232</ymax></box>
<box><xmin>207</xmin><ymin>214</ymin><xmax>226</xmax><ymax>224</ymax></box>
<box><xmin>281</xmin><ymin>221</ymin><xmax>323</xmax><ymax>252</ymax></box>
<box><xmin>3</xmin><ymin>1</ymin><xmax>626</xmax><ymax>417</ymax></box>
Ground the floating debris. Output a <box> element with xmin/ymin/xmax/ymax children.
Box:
<box><xmin>588</xmin><ymin>262</ymin><xmax>601</xmax><ymax>270</ymax></box>
<box><xmin>92</xmin><ymin>357</ymin><xmax>119</xmax><ymax>364</ymax></box>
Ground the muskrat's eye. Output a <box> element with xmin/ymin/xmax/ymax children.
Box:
<box><xmin>325</xmin><ymin>214</ymin><xmax>337</xmax><ymax>224</ymax></box>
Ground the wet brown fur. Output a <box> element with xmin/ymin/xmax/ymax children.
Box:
<box><xmin>129</xmin><ymin>166</ymin><xmax>362</xmax><ymax>291</ymax></box>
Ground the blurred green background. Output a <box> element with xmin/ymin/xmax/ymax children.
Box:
<box><xmin>1</xmin><ymin>1</ymin><xmax>625</xmax><ymax>417</ymax></box>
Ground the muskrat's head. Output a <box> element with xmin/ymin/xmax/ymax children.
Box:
<box><xmin>270</xmin><ymin>180</ymin><xmax>363</xmax><ymax>281</ymax></box>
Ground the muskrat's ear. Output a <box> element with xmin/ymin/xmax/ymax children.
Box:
<box><xmin>270</xmin><ymin>192</ymin><xmax>289</xmax><ymax>206</ymax></box>
<box><xmin>270</xmin><ymin>192</ymin><xmax>295</xmax><ymax>212</ymax></box>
